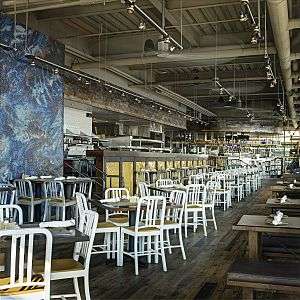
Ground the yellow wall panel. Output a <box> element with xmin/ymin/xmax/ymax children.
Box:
<box><xmin>122</xmin><ymin>162</ymin><xmax>133</xmax><ymax>195</ymax></box>
<box><xmin>106</xmin><ymin>162</ymin><xmax>119</xmax><ymax>189</ymax></box>
<box><xmin>157</xmin><ymin>161</ymin><xmax>165</xmax><ymax>171</ymax></box>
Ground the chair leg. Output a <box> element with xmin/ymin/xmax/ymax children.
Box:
<box><xmin>159</xmin><ymin>233</ymin><xmax>167</xmax><ymax>272</ymax></box>
<box><xmin>112</xmin><ymin>233</ymin><xmax>116</xmax><ymax>259</ymax></box>
<box><xmin>30</xmin><ymin>204</ymin><xmax>34</xmax><ymax>222</ymax></box>
<box><xmin>106</xmin><ymin>233</ymin><xmax>111</xmax><ymax>259</ymax></box>
<box><xmin>119</xmin><ymin>230</ymin><xmax>124</xmax><ymax>267</ymax></box>
<box><xmin>212</xmin><ymin>207</ymin><xmax>217</xmax><ymax>231</ymax></box>
<box><xmin>134</xmin><ymin>236</ymin><xmax>139</xmax><ymax>276</ymax></box>
<box><xmin>166</xmin><ymin>229</ymin><xmax>172</xmax><ymax>254</ymax></box>
<box><xmin>202</xmin><ymin>210</ymin><xmax>207</xmax><ymax>237</ymax></box>
<box><xmin>184</xmin><ymin>211</ymin><xmax>188</xmax><ymax>238</ymax></box>
<box><xmin>193</xmin><ymin>211</ymin><xmax>197</xmax><ymax>232</ymax></box>
<box><xmin>116</xmin><ymin>230</ymin><xmax>121</xmax><ymax>267</ymax></box>
<box><xmin>154</xmin><ymin>235</ymin><xmax>159</xmax><ymax>264</ymax></box>
<box><xmin>147</xmin><ymin>236</ymin><xmax>152</xmax><ymax>263</ymax></box>
<box><xmin>178</xmin><ymin>227</ymin><xmax>186</xmax><ymax>260</ymax></box>
<box><xmin>43</xmin><ymin>201</ymin><xmax>48</xmax><ymax>222</ymax></box>
<box><xmin>73</xmin><ymin>277</ymin><xmax>81</xmax><ymax>300</ymax></box>
<box><xmin>62</xmin><ymin>206</ymin><xmax>66</xmax><ymax>221</ymax></box>
<box><xmin>84</xmin><ymin>275</ymin><xmax>91</xmax><ymax>300</ymax></box>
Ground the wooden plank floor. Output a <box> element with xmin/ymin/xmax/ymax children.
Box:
<box><xmin>51</xmin><ymin>180</ymin><xmax>299</xmax><ymax>299</ymax></box>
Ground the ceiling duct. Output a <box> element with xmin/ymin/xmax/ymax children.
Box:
<box><xmin>267</xmin><ymin>0</ymin><xmax>297</xmax><ymax>127</ymax></box>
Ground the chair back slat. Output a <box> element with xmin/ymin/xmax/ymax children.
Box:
<box><xmin>168</xmin><ymin>190</ymin><xmax>186</xmax><ymax>223</ymax></box>
<box><xmin>186</xmin><ymin>184</ymin><xmax>206</xmax><ymax>205</ymax></box>
<box><xmin>0</xmin><ymin>204</ymin><xmax>23</xmax><ymax>224</ymax></box>
<box><xmin>105</xmin><ymin>188</ymin><xmax>129</xmax><ymax>200</ymax></box>
<box><xmin>73</xmin><ymin>180</ymin><xmax>93</xmax><ymax>200</ymax></box>
<box><xmin>74</xmin><ymin>210</ymin><xmax>98</xmax><ymax>270</ymax></box>
<box><xmin>135</xmin><ymin>196</ymin><xmax>166</xmax><ymax>230</ymax></box>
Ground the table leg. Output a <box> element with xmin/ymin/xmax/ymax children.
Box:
<box><xmin>248</xmin><ymin>231</ymin><xmax>261</xmax><ymax>260</ymax></box>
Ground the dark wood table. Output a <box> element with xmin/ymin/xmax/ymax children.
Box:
<box><xmin>270</xmin><ymin>185</ymin><xmax>300</xmax><ymax>198</ymax></box>
<box><xmin>266</xmin><ymin>198</ymin><xmax>300</xmax><ymax>216</ymax></box>
<box><xmin>233</xmin><ymin>214</ymin><xmax>300</xmax><ymax>260</ymax></box>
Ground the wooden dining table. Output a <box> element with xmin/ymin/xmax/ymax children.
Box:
<box><xmin>266</xmin><ymin>198</ymin><xmax>300</xmax><ymax>216</ymax></box>
<box><xmin>148</xmin><ymin>184</ymin><xmax>186</xmax><ymax>196</ymax></box>
<box><xmin>233</xmin><ymin>214</ymin><xmax>300</xmax><ymax>260</ymax></box>
<box><xmin>270</xmin><ymin>185</ymin><xmax>300</xmax><ymax>198</ymax></box>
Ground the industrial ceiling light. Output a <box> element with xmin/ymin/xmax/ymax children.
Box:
<box><xmin>54</xmin><ymin>68</ymin><xmax>59</xmax><ymax>74</ymax></box>
<box><xmin>126</xmin><ymin>3</ymin><xmax>135</xmax><ymax>14</ymax></box>
<box><xmin>240</xmin><ymin>11</ymin><xmax>248</xmax><ymax>22</ymax></box>
<box><xmin>138</xmin><ymin>20</ymin><xmax>146</xmax><ymax>30</ymax></box>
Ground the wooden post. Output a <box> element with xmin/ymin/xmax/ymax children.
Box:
<box><xmin>248</xmin><ymin>231</ymin><xmax>261</xmax><ymax>260</ymax></box>
<box><xmin>242</xmin><ymin>287</ymin><xmax>253</xmax><ymax>300</ymax></box>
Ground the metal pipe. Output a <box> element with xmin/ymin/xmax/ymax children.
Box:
<box><xmin>0</xmin><ymin>43</ymin><xmax>16</xmax><ymax>51</ymax></box>
<box><xmin>267</xmin><ymin>0</ymin><xmax>297</xmax><ymax>127</ymax></box>
<box><xmin>131</xmin><ymin>2</ymin><xmax>183</xmax><ymax>50</ymax></box>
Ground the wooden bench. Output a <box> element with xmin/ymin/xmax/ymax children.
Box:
<box><xmin>227</xmin><ymin>260</ymin><xmax>300</xmax><ymax>299</ymax></box>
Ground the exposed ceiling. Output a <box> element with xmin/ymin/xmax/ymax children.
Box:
<box><xmin>2</xmin><ymin>0</ymin><xmax>300</xmax><ymax>129</ymax></box>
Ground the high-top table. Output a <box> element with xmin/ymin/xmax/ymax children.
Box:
<box><xmin>233</xmin><ymin>214</ymin><xmax>300</xmax><ymax>260</ymax></box>
<box><xmin>270</xmin><ymin>185</ymin><xmax>300</xmax><ymax>198</ymax></box>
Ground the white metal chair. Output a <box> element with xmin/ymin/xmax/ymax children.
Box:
<box><xmin>34</xmin><ymin>210</ymin><xmax>98</xmax><ymax>300</ymax></box>
<box><xmin>14</xmin><ymin>179</ymin><xmax>44</xmax><ymax>223</ymax></box>
<box><xmin>0</xmin><ymin>204</ymin><xmax>23</xmax><ymax>224</ymax></box>
<box><xmin>104</xmin><ymin>188</ymin><xmax>130</xmax><ymax>225</ymax></box>
<box><xmin>43</xmin><ymin>180</ymin><xmax>76</xmax><ymax>221</ymax></box>
<box><xmin>215</xmin><ymin>175</ymin><xmax>232</xmax><ymax>211</ymax></box>
<box><xmin>0</xmin><ymin>228</ymin><xmax>52</xmax><ymax>300</ymax></box>
<box><xmin>72</xmin><ymin>179</ymin><xmax>93</xmax><ymax>201</ymax></box>
<box><xmin>138</xmin><ymin>182</ymin><xmax>150</xmax><ymax>197</ymax></box>
<box><xmin>184</xmin><ymin>184</ymin><xmax>207</xmax><ymax>237</ymax></box>
<box><xmin>188</xmin><ymin>174</ymin><xmax>204</xmax><ymax>185</ymax></box>
<box><xmin>155</xmin><ymin>179</ymin><xmax>174</xmax><ymax>188</ymax></box>
<box><xmin>120</xmin><ymin>196</ymin><xmax>167</xmax><ymax>275</ymax></box>
<box><xmin>163</xmin><ymin>190</ymin><xmax>186</xmax><ymax>260</ymax></box>
<box><xmin>76</xmin><ymin>193</ymin><xmax>121</xmax><ymax>266</ymax></box>
<box><xmin>0</xmin><ymin>184</ymin><xmax>15</xmax><ymax>205</ymax></box>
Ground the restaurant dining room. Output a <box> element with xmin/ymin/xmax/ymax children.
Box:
<box><xmin>1</xmin><ymin>0</ymin><xmax>300</xmax><ymax>299</ymax></box>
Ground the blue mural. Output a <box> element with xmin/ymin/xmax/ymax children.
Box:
<box><xmin>0</xmin><ymin>16</ymin><xmax>64</xmax><ymax>182</ymax></box>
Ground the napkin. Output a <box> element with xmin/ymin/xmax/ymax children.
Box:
<box><xmin>39</xmin><ymin>219</ymin><xmax>75</xmax><ymax>228</ymax></box>
<box><xmin>272</xmin><ymin>211</ymin><xmax>283</xmax><ymax>225</ymax></box>
<box><xmin>54</xmin><ymin>177</ymin><xmax>65</xmax><ymax>181</ymax></box>
<box><xmin>40</xmin><ymin>175</ymin><xmax>53</xmax><ymax>179</ymax></box>
<box><xmin>280</xmin><ymin>195</ymin><xmax>287</xmax><ymax>203</ymax></box>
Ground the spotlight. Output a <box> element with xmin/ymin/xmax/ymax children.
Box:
<box><xmin>229</xmin><ymin>95</ymin><xmax>234</xmax><ymax>102</ymax></box>
<box><xmin>169</xmin><ymin>45</ymin><xmax>175</xmax><ymax>52</ymax></box>
<box><xmin>78</xmin><ymin>77</ymin><xmax>82</xmax><ymax>81</ymax></box>
<box><xmin>251</xmin><ymin>35</ymin><xmax>258</xmax><ymax>44</ymax></box>
<box><xmin>270</xmin><ymin>81</ymin><xmax>275</xmax><ymax>88</ymax></box>
<box><xmin>159</xmin><ymin>106</ymin><xmax>163</xmax><ymax>110</ymax></box>
<box><xmin>54</xmin><ymin>68</ymin><xmax>59</xmax><ymax>74</ymax></box>
<box><xmin>168</xmin><ymin>110</ymin><xmax>171</xmax><ymax>113</ymax></box>
<box><xmin>265</xmin><ymin>65</ymin><xmax>271</xmax><ymax>71</ymax></box>
<box><xmin>151</xmin><ymin>104</ymin><xmax>155</xmax><ymax>108</ymax></box>
<box><xmin>109</xmin><ymin>89</ymin><xmax>112</xmax><ymax>93</ymax></box>
<box><xmin>298</xmin><ymin>76</ymin><xmax>300</xmax><ymax>82</ymax></box>
<box><xmin>220</xmin><ymin>87</ymin><xmax>224</xmax><ymax>95</ymax></box>
<box><xmin>85</xmin><ymin>81</ymin><xmax>90</xmax><ymax>85</ymax></box>
<box><xmin>121</xmin><ymin>92</ymin><xmax>125</xmax><ymax>97</ymax></box>
<box><xmin>30</xmin><ymin>60</ymin><xmax>35</xmax><ymax>66</ymax></box>
<box><xmin>127</xmin><ymin>4</ymin><xmax>135</xmax><ymax>14</ymax></box>
<box><xmin>253</xmin><ymin>25</ymin><xmax>260</xmax><ymax>33</ymax></box>
<box><xmin>264</xmin><ymin>51</ymin><xmax>269</xmax><ymax>59</ymax></box>
<box><xmin>240</xmin><ymin>11</ymin><xmax>248</xmax><ymax>22</ymax></box>
<box><xmin>138</xmin><ymin>20</ymin><xmax>146</xmax><ymax>30</ymax></box>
